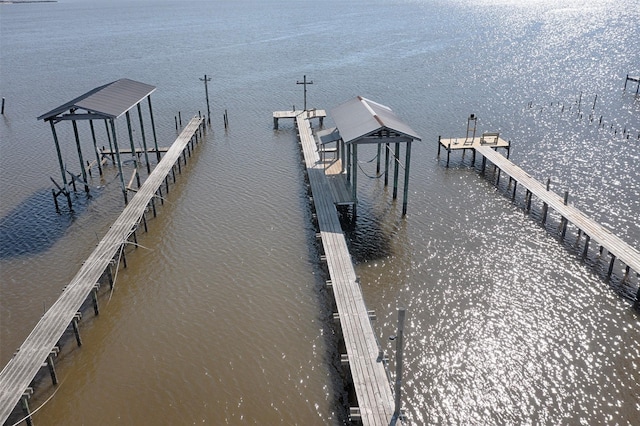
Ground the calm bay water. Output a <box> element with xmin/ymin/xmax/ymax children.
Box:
<box><xmin>1</xmin><ymin>0</ymin><xmax>639</xmax><ymax>424</ymax></box>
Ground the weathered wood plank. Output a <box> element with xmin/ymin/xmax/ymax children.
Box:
<box><xmin>292</xmin><ymin>113</ymin><xmax>394</xmax><ymax>425</ymax></box>
<box><xmin>0</xmin><ymin>117</ymin><xmax>204</xmax><ymax>424</ymax></box>
<box><xmin>476</xmin><ymin>145</ymin><xmax>640</xmax><ymax>275</ymax></box>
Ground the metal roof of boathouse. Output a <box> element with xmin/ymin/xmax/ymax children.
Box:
<box><xmin>38</xmin><ymin>78</ymin><xmax>156</xmax><ymax>121</ymax></box>
<box><xmin>329</xmin><ymin>96</ymin><xmax>421</xmax><ymax>144</ymax></box>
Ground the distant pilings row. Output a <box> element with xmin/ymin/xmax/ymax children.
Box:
<box><xmin>526</xmin><ymin>90</ymin><xmax>640</xmax><ymax>141</ymax></box>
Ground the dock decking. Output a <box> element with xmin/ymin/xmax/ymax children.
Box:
<box><xmin>475</xmin><ymin>146</ymin><xmax>640</xmax><ymax>279</ymax></box>
<box><xmin>273</xmin><ymin>109</ymin><xmax>325</xmax><ymax>129</ymax></box>
<box><xmin>0</xmin><ymin>117</ymin><xmax>205</xmax><ymax>425</ymax></box>
<box><xmin>292</xmin><ymin>112</ymin><xmax>396</xmax><ymax>424</ymax></box>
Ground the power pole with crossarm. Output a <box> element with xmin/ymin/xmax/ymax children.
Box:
<box><xmin>296</xmin><ymin>75</ymin><xmax>313</xmax><ymax>111</ymax></box>
<box><xmin>200</xmin><ymin>74</ymin><xmax>212</xmax><ymax>125</ymax></box>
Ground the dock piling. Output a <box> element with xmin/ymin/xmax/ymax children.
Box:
<box><xmin>392</xmin><ymin>308</ymin><xmax>406</xmax><ymax>419</ymax></box>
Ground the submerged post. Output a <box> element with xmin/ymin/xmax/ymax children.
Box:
<box><xmin>392</xmin><ymin>308</ymin><xmax>406</xmax><ymax>419</ymax></box>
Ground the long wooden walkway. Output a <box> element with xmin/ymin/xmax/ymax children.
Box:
<box><xmin>0</xmin><ymin>117</ymin><xmax>205</xmax><ymax>425</ymax></box>
<box><xmin>476</xmin><ymin>145</ymin><xmax>640</xmax><ymax>296</ymax></box>
<box><xmin>293</xmin><ymin>112</ymin><xmax>396</xmax><ymax>425</ymax></box>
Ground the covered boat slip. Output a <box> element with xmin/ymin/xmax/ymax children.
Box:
<box><xmin>38</xmin><ymin>78</ymin><xmax>162</xmax><ymax>209</ymax></box>
<box><xmin>275</xmin><ymin>97</ymin><xmax>421</xmax><ymax>424</ymax></box>
<box><xmin>295</xmin><ymin>114</ymin><xmax>396</xmax><ymax>425</ymax></box>
<box><xmin>0</xmin><ymin>116</ymin><xmax>205</xmax><ymax>425</ymax></box>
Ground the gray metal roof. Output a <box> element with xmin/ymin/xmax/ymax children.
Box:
<box><xmin>38</xmin><ymin>78</ymin><xmax>156</xmax><ymax>121</ymax></box>
<box><xmin>329</xmin><ymin>96</ymin><xmax>421</xmax><ymax>144</ymax></box>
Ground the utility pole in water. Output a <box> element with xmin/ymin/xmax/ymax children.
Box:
<box><xmin>200</xmin><ymin>74</ymin><xmax>212</xmax><ymax>125</ymax></box>
<box><xmin>296</xmin><ymin>75</ymin><xmax>313</xmax><ymax>111</ymax></box>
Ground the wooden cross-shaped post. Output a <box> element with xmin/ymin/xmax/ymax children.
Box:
<box><xmin>296</xmin><ymin>75</ymin><xmax>313</xmax><ymax>111</ymax></box>
<box><xmin>199</xmin><ymin>74</ymin><xmax>212</xmax><ymax>125</ymax></box>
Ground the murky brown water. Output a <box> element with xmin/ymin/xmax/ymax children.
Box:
<box><xmin>2</xmin><ymin>0</ymin><xmax>639</xmax><ymax>424</ymax></box>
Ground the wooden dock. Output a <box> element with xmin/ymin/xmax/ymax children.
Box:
<box><xmin>0</xmin><ymin>117</ymin><xmax>205</xmax><ymax>425</ymax></box>
<box><xmin>290</xmin><ymin>111</ymin><xmax>396</xmax><ymax>424</ymax></box>
<box><xmin>273</xmin><ymin>109</ymin><xmax>325</xmax><ymax>129</ymax></box>
<box><xmin>475</xmin><ymin>145</ymin><xmax>640</xmax><ymax>301</ymax></box>
<box><xmin>438</xmin><ymin>132</ymin><xmax>511</xmax><ymax>167</ymax></box>
<box><xmin>624</xmin><ymin>74</ymin><xmax>640</xmax><ymax>95</ymax></box>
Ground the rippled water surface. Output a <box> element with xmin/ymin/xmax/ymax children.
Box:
<box><xmin>1</xmin><ymin>0</ymin><xmax>639</xmax><ymax>424</ymax></box>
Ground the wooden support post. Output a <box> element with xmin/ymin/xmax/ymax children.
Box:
<box><xmin>525</xmin><ymin>190</ymin><xmax>532</xmax><ymax>212</ymax></box>
<box><xmin>91</xmin><ymin>287</ymin><xmax>99</xmax><ymax>315</ymax></box>
<box><xmin>72</xmin><ymin>314</ymin><xmax>82</xmax><ymax>346</ymax></box>
<box><xmin>393</xmin><ymin>308</ymin><xmax>406</xmax><ymax>420</ymax></box>
<box><xmin>582</xmin><ymin>235</ymin><xmax>590</xmax><ymax>259</ymax></box>
<box><xmin>147</xmin><ymin>96</ymin><xmax>160</xmax><ymax>161</ymax></box>
<box><xmin>560</xmin><ymin>191</ymin><xmax>569</xmax><ymax>237</ymax></box>
<box><xmin>71</xmin><ymin>116</ymin><xmax>90</xmax><ymax>193</ymax></box>
<box><xmin>472</xmin><ymin>148</ymin><xmax>476</xmax><ymax>165</ymax></box>
<box><xmin>402</xmin><ymin>141</ymin><xmax>412</xmax><ymax>216</ymax></box>
<box><xmin>89</xmin><ymin>120</ymin><xmax>103</xmax><ymax>176</ymax></box>
<box><xmin>52</xmin><ymin>188</ymin><xmax>60</xmax><ymax>213</ymax></box>
<box><xmin>137</xmin><ymin>104</ymin><xmax>151</xmax><ymax>174</ymax></box>
<box><xmin>121</xmin><ymin>244</ymin><xmax>128</xmax><ymax>268</ymax></box>
<box><xmin>541</xmin><ymin>203</ymin><xmax>548</xmax><ymax>224</ymax></box>
<box><xmin>624</xmin><ymin>265</ymin><xmax>630</xmax><ymax>280</ymax></box>
<box><xmin>104</xmin><ymin>120</ymin><xmax>115</xmax><ymax>162</ymax></box>
<box><xmin>179</xmin><ymin>111</ymin><xmax>182</xmax><ymax>127</ymax></box>
<box><xmin>1</xmin><ymin>97</ymin><xmax>4</xmax><ymax>115</ymax></box>
<box><xmin>47</xmin><ymin>122</ymin><xmax>67</xmax><ymax>203</ymax></box>
<box><xmin>46</xmin><ymin>353</ymin><xmax>58</xmax><ymax>385</ymax></box>
<box><xmin>125</xmin><ymin>112</ymin><xmax>141</xmax><ymax>188</ymax></box>
<box><xmin>346</xmin><ymin>143</ymin><xmax>351</xmax><ymax>182</ymax></box>
<box><xmin>446</xmin><ymin>147</ymin><xmax>451</xmax><ymax>167</ymax></box>
<box><xmin>384</xmin><ymin>142</ymin><xmax>390</xmax><ymax>186</ymax></box>
<box><xmin>393</xmin><ymin>143</ymin><xmax>400</xmax><ymax>199</ymax></box>
<box><xmin>481</xmin><ymin>155</ymin><xmax>486</xmax><ymax>174</ymax></box>
<box><xmin>437</xmin><ymin>136</ymin><xmax>441</xmax><ymax>157</ymax></box>
<box><xmin>106</xmin><ymin>265</ymin><xmax>114</xmax><ymax>290</ymax></box>
<box><xmin>352</xmin><ymin>143</ymin><xmax>358</xmax><ymax>204</ymax></box>
<box><xmin>607</xmin><ymin>255</ymin><xmax>616</xmax><ymax>277</ymax></box>
<box><xmin>512</xmin><ymin>181</ymin><xmax>518</xmax><ymax>201</ymax></box>
<box><xmin>376</xmin><ymin>142</ymin><xmax>381</xmax><ymax>175</ymax></box>
<box><xmin>151</xmin><ymin>196</ymin><xmax>157</xmax><ymax>217</ymax></box>
<box><xmin>110</xmin><ymin>119</ymin><xmax>128</xmax><ymax>204</ymax></box>
<box><xmin>273</xmin><ymin>116</ymin><xmax>278</xmax><ymax>130</ymax></box>
<box><xmin>21</xmin><ymin>394</ymin><xmax>33</xmax><ymax>426</ymax></box>
<box><xmin>142</xmin><ymin>211</ymin><xmax>148</xmax><ymax>233</ymax></box>
<box><xmin>496</xmin><ymin>168</ymin><xmax>501</xmax><ymax>186</ymax></box>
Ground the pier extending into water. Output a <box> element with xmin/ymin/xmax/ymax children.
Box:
<box><xmin>0</xmin><ymin>117</ymin><xmax>205</xmax><ymax>426</ymax></box>
<box><xmin>284</xmin><ymin>110</ymin><xmax>398</xmax><ymax>425</ymax></box>
<box><xmin>438</xmin><ymin>134</ymin><xmax>640</xmax><ymax>305</ymax></box>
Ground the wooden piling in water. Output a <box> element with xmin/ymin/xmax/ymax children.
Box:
<box><xmin>0</xmin><ymin>118</ymin><xmax>206</xmax><ymax>426</ymax></box>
